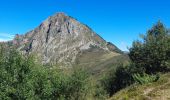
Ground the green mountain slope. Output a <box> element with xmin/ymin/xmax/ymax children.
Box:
<box><xmin>110</xmin><ymin>73</ymin><xmax>170</xmax><ymax>100</ymax></box>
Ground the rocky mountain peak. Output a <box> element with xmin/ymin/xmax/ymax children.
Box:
<box><xmin>42</xmin><ymin>12</ymin><xmax>69</xmax><ymax>27</ymax></box>
<box><xmin>13</xmin><ymin>12</ymin><xmax>122</xmax><ymax>67</ymax></box>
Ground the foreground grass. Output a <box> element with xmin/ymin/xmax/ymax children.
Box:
<box><xmin>109</xmin><ymin>73</ymin><xmax>170</xmax><ymax>100</ymax></box>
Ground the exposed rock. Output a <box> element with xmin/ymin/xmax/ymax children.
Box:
<box><xmin>13</xmin><ymin>12</ymin><xmax>122</xmax><ymax>67</ymax></box>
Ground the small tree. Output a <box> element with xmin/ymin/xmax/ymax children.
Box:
<box><xmin>129</xmin><ymin>21</ymin><xmax>170</xmax><ymax>73</ymax></box>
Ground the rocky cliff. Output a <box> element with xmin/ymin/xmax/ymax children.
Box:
<box><xmin>12</xmin><ymin>13</ymin><xmax>122</xmax><ymax>67</ymax></box>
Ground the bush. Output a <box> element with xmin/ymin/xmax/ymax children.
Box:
<box><xmin>64</xmin><ymin>68</ymin><xmax>91</xmax><ymax>100</ymax></box>
<box><xmin>0</xmin><ymin>45</ymin><xmax>92</xmax><ymax>99</ymax></box>
<box><xmin>132</xmin><ymin>73</ymin><xmax>159</xmax><ymax>84</ymax></box>
<box><xmin>101</xmin><ymin>63</ymin><xmax>160</xmax><ymax>96</ymax></box>
<box><xmin>93</xmin><ymin>84</ymin><xmax>108</xmax><ymax>100</ymax></box>
<box><xmin>100</xmin><ymin>64</ymin><xmax>136</xmax><ymax>96</ymax></box>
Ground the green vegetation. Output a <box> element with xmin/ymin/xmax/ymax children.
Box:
<box><xmin>132</xmin><ymin>73</ymin><xmax>159</xmax><ymax>84</ymax></box>
<box><xmin>129</xmin><ymin>21</ymin><xmax>170</xmax><ymax>73</ymax></box>
<box><xmin>110</xmin><ymin>73</ymin><xmax>170</xmax><ymax>100</ymax></box>
<box><xmin>101</xmin><ymin>22</ymin><xmax>170</xmax><ymax>97</ymax></box>
<box><xmin>0</xmin><ymin>45</ymin><xmax>94</xmax><ymax>100</ymax></box>
<box><xmin>0</xmin><ymin>22</ymin><xmax>169</xmax><ymax>99</ymax></box>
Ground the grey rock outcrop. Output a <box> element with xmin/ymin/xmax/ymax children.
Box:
<box><xmin>13</xmin><ymin>13</ymin><xmax>122</xmax><ymax>67</ymax></box>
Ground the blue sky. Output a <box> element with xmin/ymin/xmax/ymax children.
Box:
<box><xmin>0</xmin><ymin>0</ymin><xmax>170</xmax><ymax>51</ymax></box>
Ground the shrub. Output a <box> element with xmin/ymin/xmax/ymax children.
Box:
<box><xmin>132</xmin><ymin>73</ymin><xmax>159</xmax><ymax>84</ymax></box>
<box><xmin>0</xmin><ymin>45</ymin><xmax>92</xmax><ymax>99</ymax></box>
<box><xmin>100</xmin><ymin>63</ymin><xmax>136</xmax><ymax>96</ymax></box>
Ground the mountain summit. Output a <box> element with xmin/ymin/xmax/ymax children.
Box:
<box><xmin>12</xmin><ymin>13</ymin><xmax>122</xmax><ymax>67</ymax></box>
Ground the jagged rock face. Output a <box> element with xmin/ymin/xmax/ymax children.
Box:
<box><xmin>13</xmin><ymin>13</ymin><xmax>121</xmax><ymax>67</ymax></box>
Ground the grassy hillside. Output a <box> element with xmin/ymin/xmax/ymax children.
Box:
<box><xmin>75</xmin><ymin>47</ymin><xmax>129</xmax><ymax>76</ymax></box>
<box><xmin>110</xmin><ymin>73</ymin><xmax>170</xmax><ymax>100</ymax></box>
